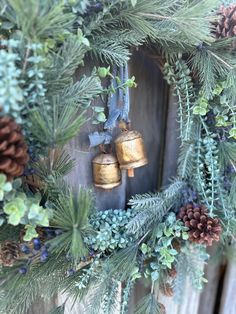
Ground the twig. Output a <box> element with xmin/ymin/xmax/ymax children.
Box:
<box><xmin>22</xmin><ymin>46</ymin><xmax>31</xmax><ymax>73</ymax></box>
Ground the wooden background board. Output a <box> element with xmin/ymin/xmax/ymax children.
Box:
<box><xmin>27</xmin><ymin>51</ymin><xmax>236</xmax><ymax>314</ymax></box>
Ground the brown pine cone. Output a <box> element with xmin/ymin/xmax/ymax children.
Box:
<box><xmin>159</xmin><ymin>303</ymin><xmax>166</xmax><ymax>314</ymax></box>
<box><xmin>0</xmin><ymin>116</ymin><xmax>29</xmax><ymax>180</ymax></box>
<box><xmin>0</xmin><ymin>241</ymin><xmax>21</xmax><ymax>266</ymax></box>
<box><xmin>214</xmin><ymin>4</ymin><xmax>236</xmax><ymax>39</ymax></box>
<box><xmin>168</xmin><ymin>267</ymin><xmax>177</xmax><ymax>278</ymax></box>
<box><xmin>178</xmin><ymin>204</ymin><xmax>222</xmax><ymax>246</ymax></box>
<box><xmin>160</xmin><ymin>283</ymin><xmax>174</xmax><ymax>297</ymax></box>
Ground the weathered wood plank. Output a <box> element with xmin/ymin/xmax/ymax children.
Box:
<box><xmin>27</xmin><ymin>298</ymin><xmax>57</xmax><ymax>314</ymax></box>
<box><xmin>198</xmin><ymin>245</ymin><xmax>221</xmax><ymax>314</ymax></box>
<box><xmin>127</xmin><ymin>50</ymin><xmax>168</xmax><ymax>197</ymax></box>
<box><xmin>219</xmin><ymin>257</ymin><xmax>236</xmax><ymax>314</ymax></box>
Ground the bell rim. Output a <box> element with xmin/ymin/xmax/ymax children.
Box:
<box><xmin>119</xmin><ymin>158</ymin><xmax>148</xmax><ymax>170</ymax></box>
<box><xmin>94</xmin><ymin>181</ymin><xmax>121</xmax><ymax>189</ymax></box>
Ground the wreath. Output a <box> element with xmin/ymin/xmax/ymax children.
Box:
<box><xmin>0</xmin><ymin>1</ymin><xmax>236</xmax><ymax>313</ymax></box>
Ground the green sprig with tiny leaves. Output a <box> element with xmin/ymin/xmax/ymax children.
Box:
<box><xmin>140</xmin><ymin>213</ymin><xmax>189</xmax><ymax>283</ymax></box>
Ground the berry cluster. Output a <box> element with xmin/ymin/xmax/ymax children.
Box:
<box><xmin>19</xmin><ymin>238</ymin><xmax>49</xmax><ymax>275</ymax></box>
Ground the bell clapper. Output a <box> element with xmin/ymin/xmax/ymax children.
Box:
<box><xmin>127</xmin><ymin>168</ymin><xmax>134</xmax><ymax>177</ymax></box>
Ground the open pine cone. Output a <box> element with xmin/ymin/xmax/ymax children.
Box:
<box><xmin>0</xmin><ymin>116</ymin><xmax>29</xmax><ymax>180</ymax></box>
<box><xmin>215</xmin><ymin>4</ymin><xmax>236</xmax><ymax>39</ymax></box>
<box><xmin>160</xmin><ymin>283</ymin><xmax>174</xmax><ymax>297</ymax></box>
<box><xmin>178</xmin><ymin>204</ymin><xmax>222</xmax><ymax>246</ymax></box>
<box><xmin>0</xmin><ymin>241</ymin><xmax>21</xmax><ymax>266</ymax></box>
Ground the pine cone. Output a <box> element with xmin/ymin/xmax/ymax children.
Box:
<box><xmin>0</xmin><ymin>241</ymin><xmax>21</xmax><ymax>266</ymax></box>
<box><xmin>214</xmin><ymin>4</ymin><xmax>236</xmax><ymax>39</ymax></box>
<box><xmin>0</xmin><ymin>116</ymin><xmax>29</xmax><ymax>180</ymax></box>
<box><xmin>168</xmin><ymin>267</ymin><xmax>177</xmax><ymax>278</ymax></box>
<box><xmin>160</xmin><ymin>283</ymin><xmax>174</xmax><ymax>297</ymax></box>
<box><xmin>159</xmin><ymin>303</ymin><xmax>166</xmax><ymax>314</ymax></box>
<box><xmin>178</xmin><ymin>204</ymin><xmax>222</xmax><ymax>246</ymax></box>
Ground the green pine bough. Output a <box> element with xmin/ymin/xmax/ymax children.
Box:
<box><xmin>0</xmin><ymin>1</ymin><xmax>236</xmax><ymax>313</ymax></box>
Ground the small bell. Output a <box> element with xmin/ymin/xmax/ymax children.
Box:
<box><xmin>92</xmin><ymin>153</ymin><xmax>121</xmax><ymax>189</ymax></box>
<box><xmin>115</xmin><ymin>130</ymin><xmax>148</xmax><ymax>177</ymax></box>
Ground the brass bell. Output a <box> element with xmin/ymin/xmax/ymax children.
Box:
<box><xmin>92</xmin><ymin>153</ymin><xmax>121</xmax><ymax>189</ymax></box>
<box><xmin>115</xmin><ymin>130</ymin><xmax>148</xmax><ymax>177</ymax></box>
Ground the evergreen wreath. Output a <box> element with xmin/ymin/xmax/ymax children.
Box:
<box><xmin>0</xmin><ymin>1</ymin><xmax>236</xmax><ymax>313</ymax></box>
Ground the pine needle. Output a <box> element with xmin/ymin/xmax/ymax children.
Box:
<box><xmin>134</xmin><ymin>293</ymin><xmax>165</xmax><ymax>314</ymax></box>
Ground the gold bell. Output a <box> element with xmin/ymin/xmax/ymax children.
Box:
<box><xmin>92</xmin><ymin>153</ymin><xmax>121</xmax><ymax>189</ymax></box>
<box><xmin>115</xmin><ymin>130</ymin><xmax>148</xmax><ymax>177</ymax></box>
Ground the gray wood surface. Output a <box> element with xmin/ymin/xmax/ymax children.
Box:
<box><xmin>198</xmin><ymin>245</ymin><xmax>222</xmax><ymax>314</ymax></box>
<box><xmin>219</xmin><ymin>248</ymin><xmax>236</xmax><ymax>314</ymax></box>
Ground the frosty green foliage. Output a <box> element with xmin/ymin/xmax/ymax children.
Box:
<box><xmin>164</xmin><ymin>59</ymin><xmax>194</xmax><ymax>143</ymax></box>
<box><xmin>3</xmin><ymin>193</ymin><xmax>52</xmax><ymax>240</ymax></box>
<box><xmin>127</xmin><ymin>179</ymin><xmax>186</xmax><ymax>236</ymax></box>
<box><xmin>0</xmin><ymin>174</ymin><xmax>12</xmax><ymax>202</ymax></box>
<box><xmin>140</xmin><ymin>213</ymin><xmax>189</xmax><ymax>282</ymax></box>
<box><xmin>135</xmin><ymin>293</ymin><xmax>165</xmax><ymax>314</ymax></box>
<box><xmin>0</xmin><ymin>44</ymin><xmax>23</xmax><ymax>123</ymax></box>
<box><xmin>174</xmin><ymin>244</ymin><xmax>209</xmax><ymax>302</ymax></box>
<box><xmin>86</xmin><ymin>208</ymin><xmax>135</xmax><ymax>252</ymax></box>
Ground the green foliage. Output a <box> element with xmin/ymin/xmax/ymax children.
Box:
<box><xmin>1</xmin><ymin>0</ymin><xmax>74</xmax><ymax>40</ymax></box>
<box><xmin>127</xmin><ymin>179</ymin><xmax>186</xmax><ymax>236</ymax></box>
<box><xmin>3</xmin><ymin>192</ymin><xmax>51</xmax><ymax>240</ymax></box>
<box><xmin>45</xmin><ymin>35</ymin><xmax>91</xmax><ymax>95</ymax></box>
<box><xmin>164</xmin><ymin>59</ymin><xmax>195</xmax><ymax>143</ymax></box>
<box><xmin>0</xmin><ymin>42</ymin><xmax>24</xmax><ymax>123</ymax></box>
<box><xmin>0</xmin><ymin>253</ymin><xmax>73</xmax><ymax>314</ymax></box>
<box><xmin>121</xmin><ymin>278</ymin><xmax>134</xmax><ymax>314</ymax></box>
<box><xmin>48</xmin><ymin>304</ymin><xmax>65</xmax><ymax>314</ymax></box>
<box><xmin>107</xmin><ymin>243</ymin><xmax>139</xmax><ymax>282</ymax></box>
<box><xmin>49</xmin><ymin>186</ymin><xmax>94</xmax><ymax>262</ymax></box>
<box><xmin>134</xmin><ymin>293</ymin><xmax>165</xmax><ymax>314</ymax></box>
<box><xmin>85</xmin><ymin>208</ymin><xmax>135</xmax><ymax>252</ymax></box>
<box><xmin>189</xmin><ymin>40</ymin><xmax>236</xmax><ymax>98</ymax></box>
<box><xmin>30</xmin><ymin>99</ymin><xmax>87</xmax><ymax>147</ymax></box>
<box><xmin>33</xmin><ymin>150</ymin><xmax>75</xmax><ymax>181</ymax></box>
<box><xmin>0</xmin><ymin>174</ymin><xmax>12</xmax><ymax>202</ymax></box>
<box><xmin>174</xmin><ymin>244</ymin><xmax>209</xmax><ymax>302</ymax></box>
<box><xmin>140</xmin><ymin>213</ymin><xmax>188</xmax><ymax>282</ymax></box>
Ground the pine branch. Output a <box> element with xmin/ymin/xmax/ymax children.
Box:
<box><xmin>2</xmin><ymin>0</ymin><xmax>74</xmax><ymax>40</ymax></box>
<box><xmin>120</xmin><ymin>279</ymin><xmax>134</xmax><ymax>314</ymax></box>
<box><xmin>127</xmin><ymin>180</ymin><xmax>186</xmax><ymax>236</ymax></box>
<box><xmin>49</xmin><ymin>186</ymin><xmax>94</xmax><ymax>263</ymax></box>
<box><xmin>0</xmin><ymin>254</ymin><xmax>73</xmax><ymax>314</ymax></box>
<box><xmin>45</xmin><ymin>36</ymin><xmax>89</xmax><ymax>96</ymax></box>
<box><xmin>101</xmin><ymin>279</ymin><xmax>120</xmax><ymax>314</ymax></box>
<box><xmin>34</xmin><ymin>150</ymin><xmax>75</xmax><ymax>180</ymax></box>
<box><xmin>30</xmin><ymin>98</ymin><xmax>87</xmax><ymax>147</ymax></box>
<box><xmin>229</xmin><ymin>176</ymin><xmax>236</xmax><ymax>207</ymax></box>
<box><xmin>90</xmin><ymin>41</ymin><xmax>131</xmax><ymax>66</ymax></box>
<box><xmin>218</xmin><ymin>142</ymin><xmax>236</xmax><ymax>171</ymax></box>
<box><xmin>108</xmin><ymin>243</ymin><xmax>139</xmax><ymax>282</ymax></box>
<box><xmin>190</xmin><ymin>39</ymin><xmax>236</xmax><ymax>98</ymax></box>
<box><xmin>174</xmin><ymin>244</ymin><xmax>208</xmax><ymax>302</ymax></box>
<box><xmin>48</xmin><ymin>304</ymin><xmax>65</xmax><ymax>314</ymax></box>
<box><xmin>177</xmin><ymin>142</ymin><xmax>195</xmax><ymax>179</ymax></box>
<box><xmin>134</xmin><ymin>293</ymin><xmax>165</xmax><ymax>314</ymax></box>
<box><xmin>60</xmin><ymin>73</ymin><xmax>102</xmax><ymax>108</ymax></box>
